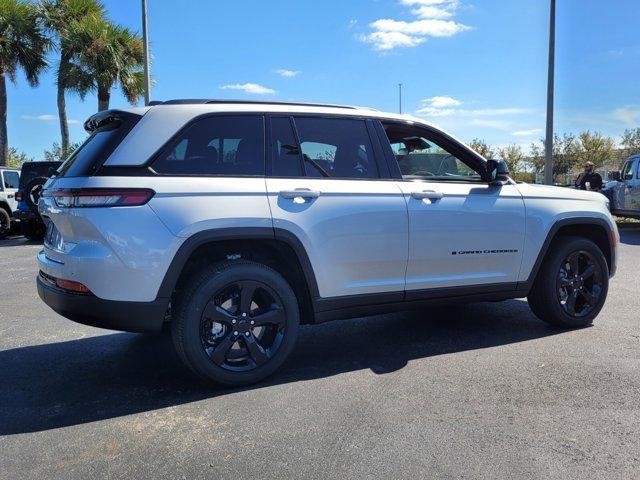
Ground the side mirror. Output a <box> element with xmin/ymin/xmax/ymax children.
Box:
<box><xmin>608</xmin><ymin>170</ymin><xmax>621</xmax><ymax>181</ymax></box>
<box><xmin>486</xmin><ymin>159</ymin><xmax>510</xmax><ymax>185</ymax></box>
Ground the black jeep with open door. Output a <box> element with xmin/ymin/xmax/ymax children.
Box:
<box><xmin>14</xmin><ymin>161</ymin><xmax>62</xmax><ymax>240</ymax></box>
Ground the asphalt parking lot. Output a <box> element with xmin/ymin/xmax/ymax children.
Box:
<box><xmin>1</xmin><ymin>231</ymin><xmax>639</xmax><ymax>480</ymax></box>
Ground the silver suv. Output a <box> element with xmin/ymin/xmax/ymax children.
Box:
<box><xmin>37</xmin><ymin>100</ymin><xmax>619</xmax><ymax>386</ymax></box>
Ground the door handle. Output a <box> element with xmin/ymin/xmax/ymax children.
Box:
<box><xmin>411</xmin><ymin>190</ymin><xmax>443</xmax><ymax>200</ymax></box>
<box><xmin>7</xmin><ymin>194</ymin><xmax>14</xmax><ymax>199</ymax></box>
<box><xmin>279</xmin><ymin>188</ymin><xmax>321</xmax><ymax>200</ymax></box>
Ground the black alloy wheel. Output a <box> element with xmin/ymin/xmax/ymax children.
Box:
<box><xmin>528</xmin><ymin>236</ymin><xmax>609</xmax><ymax>328</ymax></box>
<box><xmin>200</xmin><ymin>280</ymin><xmax>286</xmax><ymax>371</ymax></box>
<box><xmin>172</xmin><ymin>260</ymin><xmax>299</xmax><ymax>386</ymax></box>
<box><xmin>557</xmin><ymin>250</ymin><xmax>604</xmax><ymax>318</ymax></box>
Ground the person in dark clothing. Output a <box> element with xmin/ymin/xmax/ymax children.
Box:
<box><xmin>574</xmin><ymin>161</ymin><xmax>603</xmax><ymax>191</ymax></box>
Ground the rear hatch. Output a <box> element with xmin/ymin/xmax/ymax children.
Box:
<box><xmin>39</xmin><ymin>109</ymin><xmax>146</xmax><ymax>259</ymax></box>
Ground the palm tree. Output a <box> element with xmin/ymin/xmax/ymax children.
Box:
<box><xmin>0</xmin><ymin>0</ymin><xmax>49</xmax><ymax>166</ymax></box>
<box><xmin>67</xmin><ymin>16</ymin><xmax>144</xmax><ymax>111</ymax></box>
<box><xmin>40</xmin><ymin>0</ymin><xmax>105</xmax><ymax>154</ymax></box>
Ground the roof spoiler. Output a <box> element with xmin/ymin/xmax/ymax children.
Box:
<box><xmin>83</xmin><ymin>109</ymin><xmax>143</xmax><ymax>133</ymax></box>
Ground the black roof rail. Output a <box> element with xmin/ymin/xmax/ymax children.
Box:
<box><xmin>155</xmin><ymin>99</ymin><xmax>360</xmax><ymax>110</ymax></box>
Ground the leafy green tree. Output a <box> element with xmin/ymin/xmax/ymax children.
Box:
<box><xmin>528</xmin><ymin>134</ymin><xmax>579</xmax><ymax>183</ymax></box>
<box><xmin>468</xmin><ymin>138</ymin><xmax>494</xmax><ymax>159</ymax></box>
<box><xmin>7</xmin><ymin>146</ymin><xmax>32</xmax><ymax>167</ymax></box>
<box><xmin>40</xmin><ymin>0</ymin><xmax>105</xmax><ymax>152</ymax></box>
<box><xmin>0</xmin><ymin>0</ymin><xmax>49</xmax><ymax>166</ymax></box>
<box><xmin>66</xmin><ymin>16</ymin><xmax>144</xmax><ymax>111</ymax></box>
<box><xmin>576</xmin><ymin>131</ymin><xmax>615</xmax><ymax>169</ymax></box>
<box><xmin>43</xmin><ymin>140</ymin><xmax>82</xmax><ymax>161</ymax></box>
<box><xmin>528</xmin><ymin>141</ymin><xmax>546</xmax><ymax>177</ymax></box>
<box><xmin>621</xmin><ymin>128</ymin><xmax>640</xmax><ymax>156</ymax></box>
<box><xmin>497</xmin><ymin>144</ymin><xmax>524</xmax><ymax>175</ymax></box>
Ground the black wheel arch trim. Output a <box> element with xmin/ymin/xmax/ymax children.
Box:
<box><xmin>156</xmin><ymin>226</ymin><xmax>320</xmax><ymax>301</ymax></box>
<box><xmin>518</xmin><ymin>217</ymin><xmax>615</xmax><ymax>292</ymax></box>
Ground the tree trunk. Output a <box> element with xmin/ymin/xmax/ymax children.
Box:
<box><xmin>98</xmin><ymin>85</ymin><xmax>110</xmax><ymax>112</ymax></box>
<box><xmin>0</xmin><ymin>71</ymin><xmax>8</xmax><ymax>167</ymax></box>
<box><xmin>57</xmin><ymin>52</ymin><xmax>70</xmax><ymax>153</ymax></box>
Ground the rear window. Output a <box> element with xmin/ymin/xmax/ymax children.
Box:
<box><xmin>56</xmin><ymin>112</ymin><xmax>141</xmax><ymax>178</ymax></box>
<box><xmin>152</xmin><ymin>115</ymin><xmax>264</xmax><ymax>176</ymax></box>
<box><xmin>2</xmin><ymin>171</ymin><xmax>19</xmax><ymax>189</ymax></box>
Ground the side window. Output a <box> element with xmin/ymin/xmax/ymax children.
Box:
<box><xmin>153</xmin><ymin>115</ymin><xmax>264</xmax><ymax>176</ymax></box>
<box><xmin>382</xmin><ymin>122</ymin><xmax>482</xmax><ymax>182</ymax></box>
<box><xmin>3</xmin><ymin>171</ymin><xmax>19</xmax><ymax>189</ymax></box>
<box><xmin>293</xmin><ymin>117</ymin><xmax>379</xmax><ymax>179</ymax></box>
<box><xmin>271</xmin><ymin>117</ymin><xmax>303</xmax><ymax>177</ymax></box>
<box><xmin>636</xmin><ymin>159</ymin><xmax>640</xmax><ymax>179</ymax></box>
<box><xmin>621</xmin><ymin>161</ymin><xmax>633</xmax><ymax>180</ymax></box>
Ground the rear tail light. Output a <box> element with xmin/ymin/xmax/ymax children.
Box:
<box><xmin>40</xmin><ymin>271</ymin><xmax>91</xmax><ymax>294</ymax></box>
<box><xmin>55</xmin><ymin>278</ymin><xmax>91</xmax><ymax>293</ymax></box>
<box><xmin>15</xmin><ymin>191</ymin><xmax>23</xmax><ymax>202</ymax></box>
<box><xmin>52</xmin><ymin>188</ymin><xmax>155</xmax><ymax>208</ymax></box>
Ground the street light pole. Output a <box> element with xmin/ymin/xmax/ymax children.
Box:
<box><xmin>141</xmin><ymin>0</ymin><xmax>151</xmax><ymax>106</ymax></box>
<box><xmin>398</xmin><ymin>83</ymin><xmax>403</xmax><ymax>114</ymax></box>
<box><xmin>544</xmin><ymin>0</ymin><xmax>556</xmax><ymax>185</ymax></box>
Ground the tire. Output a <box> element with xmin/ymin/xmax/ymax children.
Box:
<box><xmin>528</xmin><ymin>236</ymin><xmax>609</xmax><ymax>328</ymax></box>
<box><xmin>171</xmin><ymin>260</ymin><xmax>299</xmax><ymax>386</ymax></box>
<box><xmin>21</xmin><ymin>220</ymin><xmax>46</xmax><ymax>241</ymax></box>
<box><xmin>0</xmin><ymin>208</ymin><xmax>10</xmax><ymax>240</ymax></box>
<box><xmin>23</xmin><ymin>176</ymin><xmax>48</xmax><ymax>213</ymax></box>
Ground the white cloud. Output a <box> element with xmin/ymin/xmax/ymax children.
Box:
<box><xmin>412</xmin><ymin>6</ymin><xmax>454</xmax><ymax>19</ymax></box>
<box><xmin>415</xmin><ymin>106</ymin><xmax>456</xmax><ymax>117</ymax></box>
<box><xmin>415</xmin><ymin>103</ymin><xmax>529</xmax><ymax>119</ymax></box>
<box><xmin>370</xmin><ymin>18</ymin><xmax>470</xmax><ymax>37</ymax></box>
<box><xmin>415</xmin><ymin>97</ymin><xmax>532</xmax><ymax>133</ymax></box>
<box><xmin>22</xmin><ymin>114</ymin><xmax>79</xmax><ymax>124</ymax></box>
<box><xmin>360</xmin><ymin>0</ymin><xmax>470</xmax><ymax>51</ymax></box>
<box><xmin>219</xmin><ymin>83</ymin><xmax>276</xmax><ymax>95</ymax></box>
<box><xmin>401</xmin><ymin>0</ymin><xmax>460</xmax><ymax>19</ymax></box>
<box><xmin>470</xmin><ymin>118</ymin><xmax>511</xmax><ymax>131</ymax></box>
<box><xmin>612</xmin><ymin>107</ymin><xmax>640</xmax><ymax>125</ymax></box>
<box><xmin>422</xmin><ymin>95</ymin><xmax>461</xmax><ymax>108</ymax></box>
<box><xmin>512</xmin><ymin>128</ymin><xmax>543</xmax><ymax>137</ymax></box>
<box><xmin>465</xmin><ymin>107</ymin><xmax>529</xmax><ymax>116</ymax></box>
<box><xmin>275</xmin><ymin>69</ymin><xmax>301</xmax><ymax>78</ymax></box>
<box><xmin>361</xmin><ymin>31</ymin><xmax>425</xmax><ymax>51</ymax></box>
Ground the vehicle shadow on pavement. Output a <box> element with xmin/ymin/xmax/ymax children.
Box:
<box><xmin>0</xmin><ymin>236</ymin><xmax>42</xmax><ymax>247</ymax></box>
<box><xmin>0</xmin><ymin>299</ymin><xmax>563</xmax><ymax>435</ymax></box>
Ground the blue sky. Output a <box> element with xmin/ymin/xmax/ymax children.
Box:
<box><xmin>8</xmin><ymin>0</ymin><xmax>640</xmax><ymax>158</ymax></box>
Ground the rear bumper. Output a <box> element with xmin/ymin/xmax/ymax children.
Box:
<box><xmin>37</xmin><ymin>274</ymin><xmax>168</xmax><ymax>333</ymax></box>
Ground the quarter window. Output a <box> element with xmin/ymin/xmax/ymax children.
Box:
<box><xmin>153</xmin><ymin>115</ymin><xmax>264</xmax><ymax>176</ymax></box>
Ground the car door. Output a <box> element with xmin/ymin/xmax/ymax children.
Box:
<box><xmin>627</xmin><ymin>157</ymin><xmax>640</xmax><ymax>212</ymax></box>
<box><xmin>265</xmin><ymin>115</ymin><xmax>408</xmax><ymax>300</ymax></box>
<box><xmin>376</xmin><ymin>120</ymin><xmax>526</xmax><ymax>295</ymax></box>
<box><xmin>2</xmin><ymin>170</ymin><xmax>19</xmax><ymax>212</ymax></box>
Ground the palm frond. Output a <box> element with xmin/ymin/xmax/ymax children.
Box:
<box><xmin>0</xmin><ymin>0</ymin><xmax>50</xmax><ymax>86</ymax></box>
